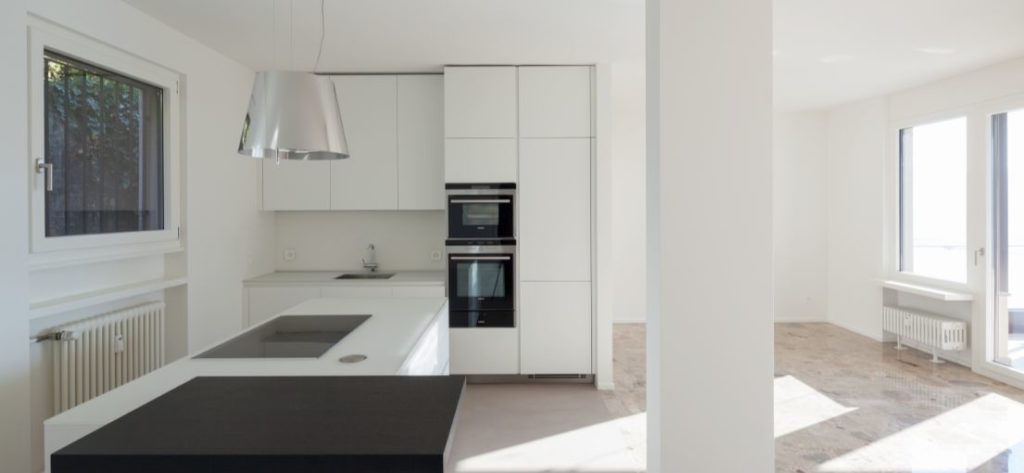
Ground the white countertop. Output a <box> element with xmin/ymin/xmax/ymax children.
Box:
<box><xmin>45</xmin><ymin>297</ymin><xmax>447</xmax><ymax>430</ymax></box>
<box><xmin>244</xmin><ymin>270</ymin><xmax>445</xmax><ymax>287</ymax></box>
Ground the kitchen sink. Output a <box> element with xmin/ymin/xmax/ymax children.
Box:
<box><xmin>193</xmin><ymin>315</ymin><xmax>371</xmax><ymax>359</ymax></box>
<box><xmin>335</xmin><ymin>273</ymin><xmax>395</xmax><ymax>280</ymax></box>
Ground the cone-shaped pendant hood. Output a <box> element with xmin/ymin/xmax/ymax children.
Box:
<box><xmin>238</xmin><ymin>71</ymin><xmax>349</xmax><ymax>160</ymax></box>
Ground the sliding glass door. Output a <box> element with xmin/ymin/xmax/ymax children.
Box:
<box><xmin>992</xmin><ymin>110</ymin><xmax>1024</xmax><ymax>369</ymax></box>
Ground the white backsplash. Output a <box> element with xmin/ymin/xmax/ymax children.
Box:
<box><xmin>274</xmin><ymin>211</ymin><xmax>446</xmax><ymax>271</ymax></box>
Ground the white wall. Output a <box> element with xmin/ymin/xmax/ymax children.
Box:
<box><xmin>647</xmin><ymin>0</ymin><xmax>774</xmax><ymax>470</ymax></box>
<box><xmin>824</xmin><ymin>97</ymin><xmax>888</xmax><ymax>340</ymax></box>
<box><xmin>822</xmin><ymin>56</ymin><xmax>1024</xmax><ymax>342</ymax></box>
<box><xmin>275</xmin><ymin>212</ymin><xmax>445</xmax><ymax>271</ymax></box>
<box><xmin>611</xmin><ymin>63</ymin><xmax>648</xmax><ymax>323</ymax></box>
<box><xmin>773</xmin><ymin>111</ymin><xmax>828</xmax><ymax>322</ymax></box>
<box><xmin>5</xmin><ymin>2</ymin><xmax>277</xmax><ymax>471</ymax></box>
<box><xmin>0</xmin><ymin>1</ymin><xmax>32</xmax><ymax>472</ymax></box>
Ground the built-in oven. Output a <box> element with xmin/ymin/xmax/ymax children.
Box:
<box><xmin>447</xmin><ymin>240</ymin><xmax>516</xmax><ymax>328</ymax></box>
<box><xmin>446</xmin><ymin>183</ymin><xmax>515</xmax><ymax>240</ymax></box>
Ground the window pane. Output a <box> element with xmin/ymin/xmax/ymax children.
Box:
<box><xmin>899</xmin><ymin>117</ymin><xmax>967</xmax><ymax>282</ymax></box>
<box><xmin>44</xmin><ymin>51</ymin><xmax>164</xmax><ymax>238</ymax></box>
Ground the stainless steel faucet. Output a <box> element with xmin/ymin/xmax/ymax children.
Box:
<box><xmin>362</xmin><ymin>244</ymin><xmax>379</xmax><ymax>272</ymax></box>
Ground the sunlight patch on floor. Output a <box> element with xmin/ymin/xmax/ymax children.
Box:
<box><xmin>818</xmin><ymin>393</ymin><xmax>1024</xmax><ymax>472</ymax></box>
<box><xmin>451</xmin><ymin>413</ymin><xmax>646</xmax><ymax>473</ymax></box>
<box><xmin>774</xmin><ymin>375</ymin><xmax>857</xmax><ymax>438</ymax></box>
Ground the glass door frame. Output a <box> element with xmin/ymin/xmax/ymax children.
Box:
<box><xmin>975</xmin><ymin>95</ymin><xmax>1024</xmax><ymax>389</ymax></box>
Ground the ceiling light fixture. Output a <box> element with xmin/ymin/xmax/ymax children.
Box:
<box><xmin>238</xmin><ymin>0</ymin><xmax>349</xmax><ymax>161</ymax></box>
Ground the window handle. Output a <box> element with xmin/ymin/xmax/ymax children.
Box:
<box><xmin>35</xmin><ymin>158</ymin><xmax>53</xmax><ymax>192</ymax></box>
<box><xmin>974</xmin><ymin>247</ymin><xmax>986</xmax><ymax>266</ymax></box>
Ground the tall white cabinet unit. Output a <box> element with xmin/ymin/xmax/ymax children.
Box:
<box><xmin>444</xmin><ymin>65</ymin><xmax>594</xmax><ymax>376</ymax></box>
<box><xmin>262</xmin><ymin>74</ymin><xmax>444</xmax><ymax>211</ymax></box>
<box><xmin>443</xmin><ymin>66</ymin><xmax>518</xmax><ymax>183</ymax></box>
<box><xmin>517</xmin><ymin>66</ymin><xmax>593</xmax><ymax>375</ymax></box>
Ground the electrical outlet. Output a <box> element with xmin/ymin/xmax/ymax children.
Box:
<box><xmin>283</xmin><ymin>248</ymin><xmax>297</xmax><ymax>261</ymax></box>
<box><xmin>430</xmin><ymin>250</ymin><xmax>443</xmax><ymax>261</ymax></box>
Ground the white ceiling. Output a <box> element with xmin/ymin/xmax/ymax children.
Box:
<box><xmin>774</xmin><ymin>0</ymin><xmax>1024</xmax><ymax>110</ymax></box>
<box><xmin>124</xmin><ymin>0</ymin><xmax>1024</xmax><ymax>111</ymax></box>
<box><xmin>122</xmin><ymin>0</ymin><xmax>645</xmax><ymax>73</ymax></box>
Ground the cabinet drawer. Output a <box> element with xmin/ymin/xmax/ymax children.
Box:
<box><xmin>450</xmin><ymin>328</ymin><xmax>519</xmax><ymax>375</ymax></box>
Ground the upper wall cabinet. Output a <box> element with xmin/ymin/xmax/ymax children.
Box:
<box><xmin>397</xmin><ymin>76</ymin><xmax>445</xmax><ymax>210</ymax></box>
<box><xmin>262</xmin><ymin>75</ymin><xmax>444</xmax><ymax>211</ymax></box>
<box><xmin>518</xmin><ymin>66</ymin><xmax>593</xmax><ymax>138</ymax></box>
<box><xmin>330</xmin><ymin>76</ymin><xmax>399</xmax><ymax>210</ymax></box>
<box><xmin>444</xmin><ymin>66</ymin><xmax>517</xmax><ymax>138</ymax></box>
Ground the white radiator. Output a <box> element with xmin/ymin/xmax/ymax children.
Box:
<box><xmin>882</xmin><ymin>305</ymin><xmax>967</xmax><ymax>363</ymax></box>
<box><xmin>51</xmin><ymin>302</ymin><xmax>165</xmax><ymax>413</ymax></box>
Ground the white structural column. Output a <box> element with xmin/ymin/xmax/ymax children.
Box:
<box><xmin>646</xmin><ymin>0</ymin><xmax>774</xmax><ymax>472</ymax></box>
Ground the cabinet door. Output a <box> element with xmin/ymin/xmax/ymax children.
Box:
<box><xmin>450</xmin><ymin>328</ymin><xmax>519</xmax><ymax>374</ymax></box>
<box><xmin>393</xmin><ymin>286</ymin><xmax>446</xmax><ymax>298</ymax></box>
<box><xmin>520</xmin><ymin>282</ymin><xmax>592</xmax><ymax>374</ymax></box>
<box><xmin>247</xmin><ymin>287</ymin><xmax>322</xmax><ymax>326</ymax></box>
<box><xmin>262</xmin><ymin>160</ymin><xmax>331</xmax><ymax>210</ymax></box>
<box><xmin>397</xmin><ymin>76</ymin><xmax>444</xmax><ymax>210</ymax></box>
<box><xmin>330</xmin><ymin>76</ymin><xmax>398</xmax><ymax>210</ymax></box>
<box><xmin>444</xmin><ymin>138</ymin><xmax>517</xmax><ymax>183</ymax></box>
<box><xmin>519</xmin><ymin>66</ymin><xmax>592</xmax><ymax>138</ymax></box>
<box><xmin>519</xmin><ymin>138</ymin><xmax>591</xmax><ymax>281</ymax></box>
<box><xmin>321</xmin><ymin>286</ymin><xmax>395</xmax><ymax>298</ymax></box>
<box><xmin>444</xmin><ymin>66</ymin><xmax>517</xmax><ymax>138</ymax></box>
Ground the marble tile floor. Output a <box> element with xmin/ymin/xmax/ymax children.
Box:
<box><xmin>446</xmin><ymin>322</ymin><xmax>1024</xmax><ymax>473</ymax></box>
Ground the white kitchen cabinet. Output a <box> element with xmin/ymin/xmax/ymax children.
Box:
<box><xmin>262</xmin><ymin>160</ymin><xmax>331</xmax><ymax>210</ymax></box>
<box><xmin>247</xmin><ymin>286</ymin><xmax>322</xmax><ymax>326</ymax></box>
<box><xmin>518</xmin><ymin>66</ymin><xmax>592</xmax><ymax>138</ymax></box>
<box><xmin>320</xmin><ymin>286</ymin><xmax>396</xmax><ymax>298</ymax></box>
<box><xmin>520</xmin><ymin>282</ymin><xmax>592</xmax><ymax>374</ymax></box>
<box><xmin>450</xmin><ymin>328</ymin><xmax>519</xmax><ymax>374</ymax></box>
<box><xmin>393</xmin><ymin>286</ymin><xmax>446</xmax><ymax>298</ymax></box>
<box><xmin>397</xmin><ymin>76</ymin><xmax>444</xmax><ymax>210</ymax></box>
<box><xmin>444</xmin><ymin>138</ymin><xmax>517</xmax><ymax>183</ymax></box>
<box><xmin>518</xmin><ymin>138</ymin><xmax>592</xmax><ymax>281</ymax></box>
<box><xmin>444</xmin><ymin>66</ymin><xmax>517</xmax><ymax>138</ymax></box>
<box><xmin>330</xmin><ymin>76</ymin><xmax>399</xmax><ymax>210</ymax></box>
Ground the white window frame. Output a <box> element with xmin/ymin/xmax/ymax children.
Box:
<box><xmin>886</xmin><ymin>110</ymin><xmax>973</xmax><ymax>291</ymax></box>
<box><xmin>27</xmin><ymin>20</ymin><xmax>182</xmax><ymax>265</ymax></box>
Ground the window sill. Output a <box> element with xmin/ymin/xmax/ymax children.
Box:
<box><xmin>29</xmin><ymin>276</ymin><xmax>187</xmax><ymax>319</ymax></box>
<box><xmin>28</xmin><ymin>240</ymin><xmax>183</xmax><ymax>272</ymax></box>
<box><xmin>881</xmin><ymin>280</ymin><xmax>974</xmax><ymax>302</ymax></box>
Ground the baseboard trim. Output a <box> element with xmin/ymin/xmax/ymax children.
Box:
<box><xmin>774</xmin><ymin>317</ymin><xmax>827</xmax><ymax>323</ymax></box>
<box><xmin>826</xmin><ymin>319</ymin><xmax>884</xmax><ymax>342</ymax></box>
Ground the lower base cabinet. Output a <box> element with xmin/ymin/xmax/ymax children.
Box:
<box><xmin>520</xmin><ymin>281</ymin><xmax>592</xmax><ymax>374</ymax></box>
<box><xmin>450</xmin><ymin>328</ymin><xmax>519</xmax><ymax>375</ymax></box>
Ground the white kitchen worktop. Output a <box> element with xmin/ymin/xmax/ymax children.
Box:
<box><xmin>244</xmin><ymin>270</ymin><xmax>445</xmax><ymax>287</ymax></box>
<box><xmin>44</xmin><ymin>297</ymin><xmax>449</xmax><ymax>471</ymax></box>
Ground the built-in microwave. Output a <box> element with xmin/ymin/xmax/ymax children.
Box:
<box><xmin>447</xmin><ymin>240</ymin><xmax>515</xmax><ymax>327</ymax></box>
<box><xmin>446</xmin><ymin>183</ymin><xmax>515</xmax><ymax>240</ymax></box>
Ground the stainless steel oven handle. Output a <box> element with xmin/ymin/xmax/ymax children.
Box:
<box><xmin>450</xmin><ymin>256</ymin><xmax>512</xmax><ymax>261</ymax></box>
<box><xmin>449</xmin><ymin>199</ymin><xmax>511</xmax><ymax>204</ymax></box>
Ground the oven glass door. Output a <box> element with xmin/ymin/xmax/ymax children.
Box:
<box><xmin>448</xmin><ymin>253</ymin><xmax>514</xmax><ymax>311</ymax></box>
<box><xmin>447</xmin><ymin>196</ymin><xmax>514</xmax><ymax>239</ymax></box>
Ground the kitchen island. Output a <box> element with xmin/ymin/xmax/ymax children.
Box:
<box><xmin>44</xmin><ymin>297</ymin><xmax>450</xmax><ymax>472</ymax></box>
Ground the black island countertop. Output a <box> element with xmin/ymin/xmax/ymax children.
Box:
<box><xmin>52</xmin><ymin>376</ymin><xmax>466</xmax><ymax>473</ymax></box>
